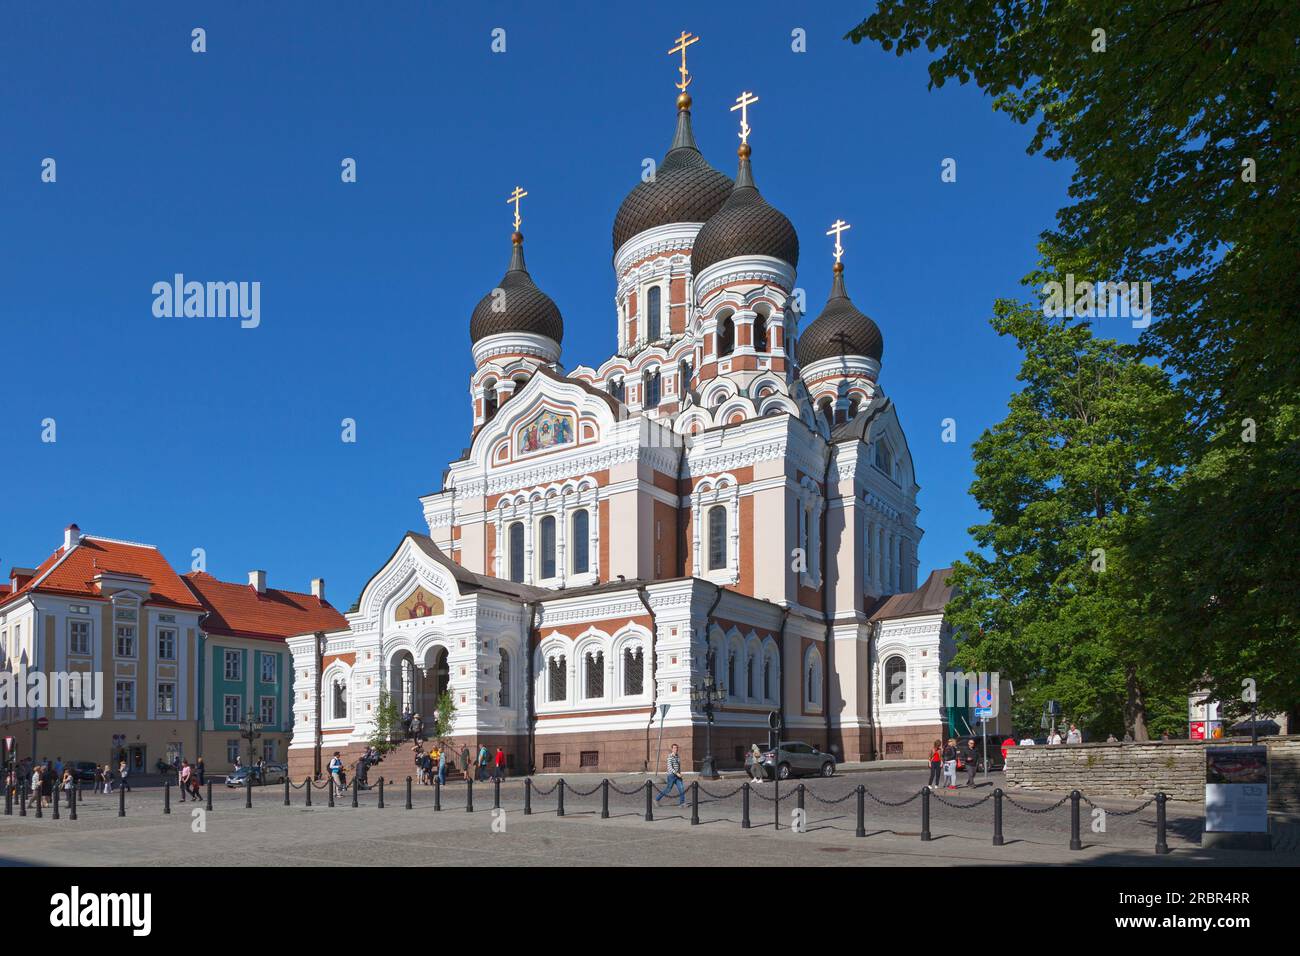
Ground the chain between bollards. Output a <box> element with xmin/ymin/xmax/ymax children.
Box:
<box><xmin>691</xmin><ymin>781</ymin><xmax>700</xmax><ymax>826</ymax></box>
<box><xmin>1155</xmin><ymin>792</ymin><xmax>1170</xmax><ymax>855</ymax></box>
<box><xmin>993</xmin><ymin>788</ymin><xmax>1004</xmax><ymax>846</ymax></box>
<box><xmin>741</xmin><ymin>782</ymin><xmax>751</xmax><ymax>829</ymax></box>
<box><xmin>920</xmin><ymin>786</ymin><xmax>931</xmax><ymax>841</ymax></box>
<box><xmin>856</xmin><ymin>785</ymin><xmax>866</xmax><ymax>838</ymax></box>
<box><xmin>601</xmin><ymin>778</ymin><xmax>609</xmax><ymax>819</ymax></box>
<box><xmin>1069</xmin><ymin>790</ymin><xmax>1083</xmax><ymax>850</ymax></box>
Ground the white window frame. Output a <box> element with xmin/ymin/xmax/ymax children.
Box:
<box><xmin>495</xmin><ymin>481</ymin><xmax>600</xmax><ymax>588</ymax></box>
<box><xmin>259</xmin><ymin>695</ymin><xmax>276</xmax><ymax>724</ymax></box>
<box><xmin>68</xmin><ymin>618</ymin><xmax>92</xmax><ymax>656</ymax></box>
<box><xmin>223</xmin><ymin>694</ymin><xmax>242</xmax><ymax>726</ymax></box>
<box><xmin>260</xmin><ymin>653</ymin><xmax>277</xmax><ymax>684</ymax></box>
<box><xmin>692</xmin><ymin>476</ymin><xmax>740</xmax><ymax>585</ymax></box>
<box><xmin>224</xmin><ymin>648</ymin><xmax>242</xmax><ymax>681</ymax></box>
<box><xmin>114</xmin><ymin>679</ymin><xmax>135</xmax><ymax>717</ymax></box>
<box><xmin>157</xmin><ymin>627</ymin><xmax>176</xmax><ymax>661</ymax></box>
<box><xmin>114</xmin><ymin>624</ymin><xmax>136</xmax><ymax>659</ymax></box>
<box><xmin>156</xmin><ymin>681</ymin><xmax>176</xmax><ymax>715</ymax></box>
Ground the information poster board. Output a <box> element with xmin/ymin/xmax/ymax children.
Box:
<box><xmin>1205</xmin><ymin>745</ymin><xmax>1269</xmax><ymax>833</ymax></box>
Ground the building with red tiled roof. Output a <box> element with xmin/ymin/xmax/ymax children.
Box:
<box><xmin>183</xmin><ymin>570</ymin><xmax>345</xmax><ymax>768</ymax></box>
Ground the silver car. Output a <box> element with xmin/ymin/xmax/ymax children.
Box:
<box><xmin>747</xmin><ymin>740</ymin><xmax>836</xmax><ymax>780</ymax></box>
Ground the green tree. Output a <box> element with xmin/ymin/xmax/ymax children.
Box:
<box><xmin>369</xmin><ymin>690</ymin><xmax>402</xmax><ymax>754</ymax></box>
<box><xmin>849</xmin><ymin>1</ymin><xmax>1300</xmax><ymax>719</ymax></box>
<box><xmin>432</xmin><ymin>689</ymin><xmax>457</xmax><ymax>741</ymax></box>
<box><xmin>945</xmin><ymin>302</ymin><xmax>1185</xmax><ymax>739</ymax></box>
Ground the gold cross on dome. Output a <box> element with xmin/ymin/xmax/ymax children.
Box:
<box><xmin>506</xmin><ymin>185</ymin><xmax>528</xmax><ymax>231</ymax></box>
<box><xmin>826</xmin><ymin>219</ymin><xmax>852</xmax><ymax>263</ymax></box>
<box><xmin>668</xmin><ymin>31</ymin><xmax>699</xmax><ymax>92</ymax></box>
<box><xmin>731</xmin><ymin>90</ymin><xmax>759</xmax><ymax>145</ymax></box>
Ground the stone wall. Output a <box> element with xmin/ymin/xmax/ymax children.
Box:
<box><xmin>1004</xmin><ymin>735</ymin><xmax>1300</xmax><ymax>809</ymax></box>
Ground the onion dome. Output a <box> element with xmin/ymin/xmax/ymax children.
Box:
<box><xmin>797</xmin><ymin>263</ymin><xmax>884</xmax><ymax>365</ymax></box>
<box><xmin>469</xmin><ymin>232</ymin><xmax>564</xmax><ymax>345</ymax></box>
<box><xmin>690</xmin><ymin>143</ymin><xmax>799</xmax><ymax>276</ymax></box>
<box><xmin>612</xmin><ymin>93</ymin><xmax>733</xmax><ymax>255</ymax></box>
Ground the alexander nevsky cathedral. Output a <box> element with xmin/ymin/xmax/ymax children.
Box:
<box><xmin>286</xmin><ymin>34</ymin><xmax>956</xmax><ymax>779</ymax></box>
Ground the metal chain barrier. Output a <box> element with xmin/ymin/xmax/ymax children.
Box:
<box><xmin>566</xmin><ymin>783</ymin><xmax>602</xmax><ymax>797</ymax></box>
<box><xmin>862</xmin><ymin>786</ymin><xmax>923</xmax><ymax>808</ymax></box>
<box><xmin>748</xmin><ymin>787</ymin><xmax>782</xmax><ymax>803</ymax></box>
<box><xmin>930</xmin><ymin>790</ymin><xmax>994</xmax><ymax>809</ymax></box>
<box><xmin>1003</xmin><ymin>792</ymin><xmax>1071</xmax><ymax>814</ymax></box>
<box><xmin>808</xmin><ymin>788</ymin><xmax>859</xmax><ymax>806</ymax></box>
<box><xmin>607</xmin><ymin>781</ymin><xmax>646</xmax><ymax>796</ymax></box>
<box><xmin>1080</xmin><ymin>795</ymin><xmax>1156</xmax><ymax>817</ymax></box>
<box><xmin>697</xmin><ymin>784</ymin><xmax>746</xmax><ymax>800</ymax></box>
<box><xmin>530</xmin><ymin>781</ymin><xmax>560</xmax><ymax>797</ymax></box>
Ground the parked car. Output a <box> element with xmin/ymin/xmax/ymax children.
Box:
<box><xmin>225</xmin><ymin>763</ymin><xmax>287</xmax><ymax>787</ymax></box>
<box><xmin>71</xmin><ymin>761</ymin><xmax>98</xmax><ymax>783</ymax></box>
<box><xmin>746</xmin><ymin>741</ymin><xmax>836</xmax><ymax>780</ymax></box>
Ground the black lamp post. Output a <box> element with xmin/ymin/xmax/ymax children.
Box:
<box><xmin>690</xmin><ymin>647</ymin><xmax>727</xmax><ymax>780</ymax></box>
<box><xmin>239</xmin><ymin>711</ymin><xmax>263</xmax><ymax>773</ymax></box>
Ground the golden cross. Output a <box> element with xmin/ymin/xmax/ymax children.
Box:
<box><xmin>668</xmin><ymin>31</ymin><xmax>700</xmax><ymax>92</ymax></box>
<box><xmin>506</xmin><ymin>185</ymin><xmax>528</xmax><ymax>231</ymax></box>
<box><xmin>731</xmin><ymin>90</ymin><xmax>759</xmax><ymax>145</ymax></box>
<box><xmin>826</xmin><ymin>219</ymin><xmax>852</xmax><ymax>263</ymax></box>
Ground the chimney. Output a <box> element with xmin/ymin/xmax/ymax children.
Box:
<box><xmin>311</xmin><ymin>578</ymin><xmax>325</xmax><ymax>601</ymax></box>
<box><xmin>249</xmin><ymin>570</ymin><xmax>267</xmax><ymax>594</ymax></box>
<box><xmin>64</xmin><ymin>523</ymin><xmax>81</xmax><ymax>551</ymax></box>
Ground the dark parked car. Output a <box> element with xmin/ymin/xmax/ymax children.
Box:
<box><xmin>71</xmin><ymin>761</ymin><xmax>98</xmax><ymax>783</ymax></box>
<box><xmin>746</xmin><ymin>741</ymin><xmax>836</xmax><ymax>780</ymax></box>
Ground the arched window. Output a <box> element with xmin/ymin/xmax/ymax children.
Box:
<box><xmin>484</xmin><ymin>380</ymin><xmax>498</xmax><ymax>420</ymax></box>
<box><xmin>746</xmin><ymin>656</ymin><xmax>754</xmax><ymax>698</ymax></box>
<box><xmin>584</xmin><ymin>650</ymin><xmax>604</xmax><ymax>699</ymax></box>
<box><xmin>716</xmin><ymin>313</ymin><xmax>734</xmax><ymax>357</ymax></box>
<box><xmin>608</xmin><ymin>378</ymin><xmax>625</xmax><ymax>403</ymax></box>
<box><xmin>805</xmin><ymin>649</ymin><xmax>823</xmax><ymax>708</ymax></box>
<box><xmin>754</xmin><ymin>312</ymin><xmax>768</xmax><ymax>352</ymax></box>
<box><xmin>400</xmin><ymin>657</ymin><xmax>414</xmax><ymax>713</ymax></box>
<box><xmin>332</xmin><ymin>679</ymin><xmax>348</xmax><ymax>720</ymax></box>
<box><xmin>727</xmin><ymin>651</ymin><xmax>736</xmax><ymax>694</ymax></box>
<box><xmin>707</xmin><ymin>505</ymin><xmax>728</xmax><ymax>571</ymax></box>
<box><xmin>498</xmin><ymin>650</ymin><xmax>511</xmax><ymax>707</ymax></box>
<box><xmin>623</xmin><ymin>646</ymin><xmax>644</xmax><ymax>696</ymax></box>
<box><xmin>678</xmin><ymin>359</ymin><xmax>692</xmax><ymax>394</ymax></box>
<box><xmin>644</xmin><ymin>368</ymin><xmax>660</xmax><ymax>408</ymax></box>
<box><xmin>847</xmin><ymin>396</ymin><xmax>861</xmax><ymax>420</ymax></box>
<box><xmin>538</xmin><ymin>515</ymin><xmax>556</xmax><ymax>579</ymax></box>
<box><xmin>571</xmin><ymin>509</ymin><xmax>590</xmax><ymax>574</ymax></box>
<box><xmin>884</xmin><ymin>655</ymin><xmax>907</xmax><ymax>705</ymax></box>
<box><xmin>547</xmin><ymin>655</ymin><xmax>566</xmax><ymax>702</ymax></box>
<box><xmin>819</xmin><ymin>398</ymin><xmax>834</xmax><ymax>430</ymax></box>
<box><xmin>647</xmin><ymin>286</ymin><xmax>662</xmax><ymax>341</ymax></box>
<box><xmin>763</xmin><ymin>655</ymin><xmax>773</xmax><ymax>700</ymax></box>
<box><xmin>508</xmin><ymin>522</ymin><xmax>525</xmax><ymax>583</ymax></box>
<box><xmin>875</xmin><ymin>440</ymin><xmax>890</xmax><ymax>473</ymax></box>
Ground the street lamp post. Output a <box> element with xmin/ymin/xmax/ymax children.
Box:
<box><xmin>239</xmin><ymin>711</ymin><xmax>263</xmax><ymax>774</ymax></box>
<box><xmin>690</xmin><ymin>647</ymin><xmax>726</xmax><ymax>780</ymax></box>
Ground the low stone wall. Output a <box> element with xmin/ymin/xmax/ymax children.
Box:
<box><xmin>1004</xmin><ymin>735</ymin><xmax>1300</xmax><ymax>809</ymax></box>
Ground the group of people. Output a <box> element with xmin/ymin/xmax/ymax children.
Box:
<box><xmin>328</xmin><ymin>742</ymin><xmax>508</xmax><ymax>794</ymax></box>
<box><xmin>928</xmin><ymin>738</ymin><xmax>984</xmax><ymax>790</ymax></box>
<box><xmin>5</xmin><ymin>755</ymin><xmax>146</xmax><ymax>809</ymax></box>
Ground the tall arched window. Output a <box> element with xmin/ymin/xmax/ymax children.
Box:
<box><xmin>727</xmin><ymin>651</ymin><xmax>736</xmax><ymax>694</ymax></box>
<box><xmin>571</xmin><ymin>509</ymin><xmax>590</xmax><ymax>574</ymax></box>
<box><xmin>332</xmin><ymin>679</ymin><xmax>348</xmax><ymax>719</ymax></box>
<box><xmin>763</xmin><ymin>655</ymin><xmax>773</xmax><ymax>700</ymax></box>
<box><xmin>647</xmin><ymin>286</ymin><xmax>662</xmax><ymax>341</ymax></box>
<box><xmin>623</xmin><ymin>646</ymin><xmax>644</xmax><ymax>695</ymax></box>
<box><xmin>754</xmin><ymin>312</ymin><xmax>768</xmax><ymax>352</ymax></box>
<box><xmin>584</xmin><ymin>650</ymin><xmax>604</xmax><ymax>698</ymax></box>
<box><xmin>707</xmin><ymin>505</ymin><xmax>728</xmax><ymax>571</ymax></box>
<box><xmin>819</xmin><ymin>398</ymin><xmax>834</xmax><ymax>430</ymax></box>
<box><xmin>608</xmin><ymin>378</ymin><xmax>625</xmax><ymax>402</ymax></box>
<box><xmin>716</xmin><ymin>313</ymin><xmax>734</xmax><ymax>357</ymax></box>
<box><xmin>884</xmin><ymin>655</ymin><xmax>907</xmax><ymax>705</ymax></box>
<box><xmin>483</xmin><ymin>380</ymin><xmax>498</xmax><ymax>420</ymax></box>
<box><xmin>547</xmin><ymin>655</ymin><xmax>566</xmax><ymax>702</ymax></box>
<box><xmin>644</xmin><ymin>368</ymin><xmax>660</xmax><ymax>408</ymax></box>
<box><xmin>746</xmin><ymin>657</ymin><xmax>754</xmax><ymax>698</ymax></box>
<box><xmin>678</xmin><ymin>359</ymin><xmax>692</xmax><ymax>395</ymax></box>
<box><xmin>498</xmin><ymin>649</ymin><xmax>511</xmax><ymax>707</ymax></box>
<box><xmin>539</xmin><ymin>515</ymin><xmax>557</xmax><ymax>579</ymax></box>
<box><xmin>805</xmin><ymin>648</ymin><xmax>823</xmax><ymax>708</ymax></box>
<box><xmin>508</xmin><ymin>522</ymin><xmax>525</xmax><ymax>583</ymax></box>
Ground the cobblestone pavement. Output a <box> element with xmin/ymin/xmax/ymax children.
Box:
<box><xmin>2</xmin><ymin>772</ymin><xmax>1294</xmax><ymax>867</ymax></box>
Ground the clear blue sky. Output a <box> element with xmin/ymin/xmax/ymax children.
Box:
<box><xmin>0</xmin><ymin>1</ymin><xmax>1089</xmax><ymax>607</ymax></box>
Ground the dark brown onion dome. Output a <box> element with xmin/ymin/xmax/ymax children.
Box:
<box><xmin>612</xmin><ymin>96</ymin><xmax>733</xmax><ymax>255</ymax></box>
<box><xmin>469</xmin><ymin>232</ymin><xmax>564</xmax><ymax>345</ymax></box>
<box><xmin>797</xmin><ymin>263</ymin><xmax>884</xmax><ymax>365</ymax></box>
<box><xmin>690</xmin><ymin>144</ymin><xmax>799</xmax><ymax>277</ymax></box>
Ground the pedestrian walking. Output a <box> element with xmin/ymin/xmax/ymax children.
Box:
<box><xmin>1000</xmin><ymin>737</ymin><xmax>1015</xmax><ymax>772</ymax></box>
<box><xmin>61</xmin><ymin>768</ymin><xmax>74</xmax><ymax>800</ymax></box>
<box><xmin>437</xmin><ymin>747</ymin><xmax>447</xmax><ymax>786</ymax></box>
<box><xmin>748</xmin><ymin>744</ymin><xmax>765</xmax><ymax>783</ymax></box>
<box><xmin>942</xmin><ymin>738</ymin><xmax>958</xmax><ymax>789</ymax></box>
<box><xmin>28</xmin><ymin>765</ymin><xmax>43</xmax><ymax>811</ymax></box>
<box><xmin>410</xmin><ymin>713</ymin><xmax>424</xmax><ymax>740</ymax></box>
<box><xmin>654</xmin><ymin>743</ymin><xmax>686</xmax><ymax>806</ymax></box>
<box><xmin>328</xmin><ymin>751</ymin><xmax>345</xmax><ymax>795</ymax></box>
<box><xmin>196</xmin><ymin>755</ymin><xmax>206</xmax><ymax>786</ymax></box>
<box><xmin>118</xmin><ymin>759</ymin><xmax>131</xmax><ymax>792</ymax></box>
<box><xmin>178</xmin><ymin>760</ymin><xmax>193</xmax><ymax>801</ymax></box>
<box><xmin>965</xmin><ymin>738</ymin><xmax>979</xmax><ymax>787</ymax></box>
<box><xmin>476</xmin><ymin>744</ymin><xmax>489</xmax><ymax>783</ymax></box>
<box><xmin>1066</xmin><ymin>724</ymin><xmax>1082</xmax><ymax>744</ymax></box>
<box><xmin>459</xmin><ymin>745</ymin><xmax>470</xmax><ymax>781</ymax></box>
<box><xmin>927</xmin><ymin>739</ymin><xmax>943</xmax><ymax>788</ymax></box>
<box><xmin>493</xmin><ymin>746</ymin><xmax>506</xmax><ymax>781</ymax></box>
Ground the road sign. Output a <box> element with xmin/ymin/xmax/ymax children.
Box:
<box><xmin>974</xmin><ymin>687</ymin><xmax>994</xmax><ymax>720</ymax></box>
<box><xmin>35</xmin><ymin>717</ymin><xmax>48</xmax><ymax>730</ymax></box>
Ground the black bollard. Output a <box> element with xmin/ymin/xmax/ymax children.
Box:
<box><xmin>601</xmin><ymin>779</ymin><xmax>609</xmax><ymax>819</ymax></box>
<box><xmin>691</xmin><ymin>781</ymin><xmax>700</xmax><ymax>826</ymax></box>
<box><xmin>164</xmin><ymin>780</ymin><xmax>171</xmax><ymax>815</ymax></box>
<box><xmin>434</xmin><ymin>778</ymin><xmax>441</xmax><ymax>811</ymax></box>
<box><xmin>523</xmin><ymin>778</ymin><xmax>530</xmax><ymax>815</ymax></box>
<box><xmin>283</xmin><ymin>777</ymin><xmax>290</xmax><ymax>806</ymax></box>
<box><xmin>19</xmin><ymin>781</ymin><xmax>26</xmax><ymax>817</ymax></box>
<box><xmin>465</xmin><ymin>778</ymin><xmax>473</xmax><ymax>813</ymax></box>
<box><xmin>378</xmin><ymin>778</ymin><xmax>384</xmax><ymax>809</ymax></box>
<box><xmin>493</xmin><ymin>777</ymin><xmax>500</xmax><ymax>810</ymax></box>
<box><xmin>644</xmin><ymin>780</ymin><xmax>653</xmax><ymax>822</ymax></box>
<box><xmin>557</xmin><ymin>779</ymin><xmax>566</xmax><ymax>817</ymax></box>
<box><xmin>856</xmin><ymin>785</ymin><xmax>866</xmax><ymax>838</ymax></box>
<box><xmin>1069</xmin><ymin>790</ymin><xmax>1083</xmax><ymax>850</ymax></box>
<box><xmin>741</xmin><ymin>783</ymin><xmax>751</xmax><ymax>829</ymax></box>
<box><xmin>52</xmin><ymin>787</ymin><xmax>60</xmax><ymax>820</ymax></box>
<box><xmin>1155</xmin><ymin>792</ymin><xmax>1170</xmax><ymax>855</ymax></box>
<box><xmin>406</xmin><ymin>776</ymin><xmax>413</xmax><ymax>810</ymax></box>
<box><xmin>920</xmin><ymin>787</ymin><xmax>931</xmax><ymax>842</ymax></box>
<box><xmin>36</xmin><ymin>789</ymin><xmax>42</xmax><ymax>818</ymax></box>
<box><xmin>118</xmin><ymin>781</ymin><xmax>126</xmax><ymax>818</ymax></box>
<box><xmin>5</xmin><ymin>784</ymin><xmax>11</xmax><ymax>816</ymax></box>
<box><xmin>351</xmin><ymin>777</ymin><xmax>358</xmax><ymax>809</ymax></box>
<box><xmin>327</xmin><ymin>780</ymin><xmax>335</xmax><ymax>808</ymax></box>
<box><xmin>993</xmin><ymin>788</ymin><xmax>1005</xmax><ymax>846</ymax></box>
<box><xmin>245</xmin><ymin>774</ymin><xmax>253</xmax><ymax>809</ymax></box>
<box><xmin>305</xmin><ymin>778</ymin><xmax>312</xmax><ymax>807</ymax></box>
<box><xmin>206</xmin><ymin>780</ymin><xmax>213</xmax><ymax>812</ymax></box>
<box><xmin>69</xmin><ymin>784</ymin><xmax>77</xmax><ymax>821</ymax></box>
